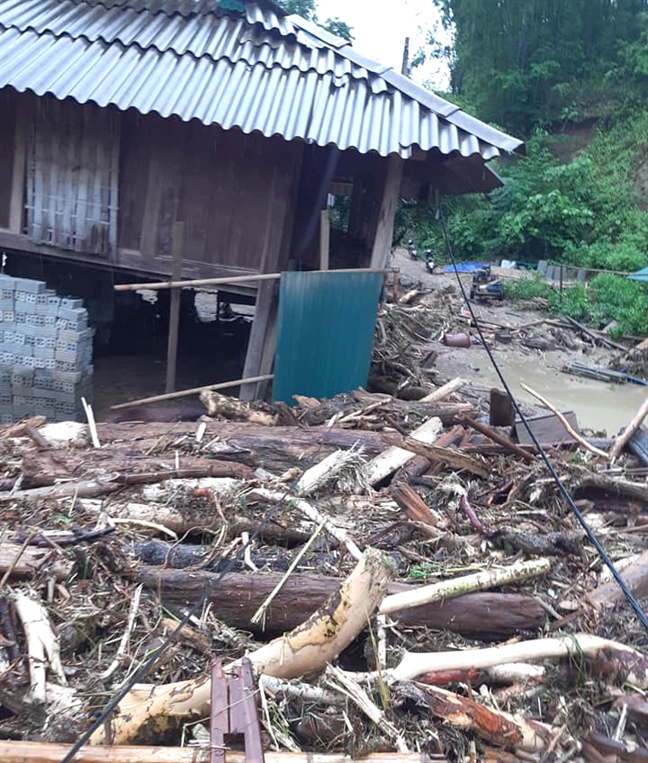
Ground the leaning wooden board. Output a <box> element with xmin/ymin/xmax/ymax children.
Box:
<box><xmin>514</xmin><ymin>410</ymin><xmax>580</xmax><ymax>446</ymax></box>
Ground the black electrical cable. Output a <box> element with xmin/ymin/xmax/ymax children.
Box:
<box><xmin>438</xmin><ymin>203</ymin><xmax>648</xmax><ymax>632</ymax></box>
<box><xmin>61</xmin><ymin>432</ymin><xmax>332</xmax><ymax>763</ymax></box>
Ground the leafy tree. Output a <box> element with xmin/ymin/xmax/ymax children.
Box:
<box><xmin>278</xmin><ymin>0</ymin><xmax>354</xmax><ymax>41</ymax></box>
<box><xmin>323</xmin><ymin>17</ymin><xmax>353</xmax><ymax>42</ymax></box>
<box><xmin>432</xmin><ymin>0</ymin><xmax>648</xmax><ymax>134</ymax></box>
<box><xmin>280</xmin><ymin>0</ymin><xmax>317</xmax><ymax>18</ymax></box>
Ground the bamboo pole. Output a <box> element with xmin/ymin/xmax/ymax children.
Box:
<box><xmin>109</xmin><ymin>374</ymin><xmax>274</xmax><ymax>410</ymax></box>
<box><xmin>114</xmin><ymin>268</ymin><xmax>393</xmax><ymax>293</ymax></box>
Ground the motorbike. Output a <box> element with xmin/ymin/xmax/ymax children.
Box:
<box><xmin>424</xmin><ymin>250</ymin><xmax>435</xmax><ymax>273</ymax></box>
<box><xmin>407</xmin><ymin>239</ymin><xmax>418</xmax><ymax>260</ymax></box>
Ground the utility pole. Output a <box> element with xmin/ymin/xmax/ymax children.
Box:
<box><xmin>401</xmin><ymin>36</ymin><xmax>410</xmax><ymax>75</ymax></box>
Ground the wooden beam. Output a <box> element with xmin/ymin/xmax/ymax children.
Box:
<box><xmin>165</xmin><ymin>222</ymin><xmax>184</xmax><ymax>393</ymax></box>
<box><xmin>113</xmin><ymin>267</ymin><xmax>392</xmax><ymax>293</ymax></box>
<box><xmin>241</xmin><ymin>156</ymin><xmax>299</xmax><ymax>402</ymax></box>
<box><xmin>319</xmin><ymin>209</ymin><xmax>330</xmax><ymax>271</ymax></box>
<box><xmin>370</xmin><ymin>154</ymin><xmax>403</xmax><ymax>270</ymax></box>
<box><xmin>0</xmin><ymin>741</ymin><xmax>430</xmax><ymax>763</ymax></box>
<box><xmin>8</xmin><ymin>97</ymin><xmax>26</xmax><ymax>234</ymax></box>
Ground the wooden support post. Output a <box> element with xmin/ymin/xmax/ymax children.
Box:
<box><xmin>489</xmin><ymin>388</ymin><xmax>515</xmax><ymax>427</ymax></box>
<box><xmin>240</xmin><ymin>280</ymin><xmax>275</xmax><ymax>402</ymax></box>
<box><xmin>319</xmin><ymin>209</ymin><xmax>330</xmax><ymax>271</ymax></box>
<box><xmin>211</xmin><ymin>658</ymin><xmax>264</xmax><ymax>763</ymax></box>
<box><xmin>9</xmin><ymin>99</ymin><xmax>26</xmax><ymax>234</ymax></box>
<box><xmin>165</xmin><ymin>222</ymin><xmax>184</xmax><ymax>394</ymax></box>
<box><xmin>370</xmin><ymin>155</ymin><xmax>403</xmax><ymax>270</ymax></box>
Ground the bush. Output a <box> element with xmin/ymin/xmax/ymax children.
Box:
<box><xmin>589</xmin><ymin>273</ymin><xmax>648</xmax><ymax>336</ymax></box>
<box><xmin>503</xmin><ymin>274</ymin><xmax>551</xmax><ymax>301</ymax></box>
<box><xmin>504</xmin><ymin>272</ymin><xmax>648</xmax><ymax>336</ymax></box>
<box><xmin>547</xmin><ymin>282</ymin><xmax>590</xmax><ymax>320</ymax></box>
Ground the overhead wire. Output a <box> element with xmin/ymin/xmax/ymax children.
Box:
<box><xmin>438</xmin><ymin>202</ymin><xmax>648</xmax><ymax>632</ymax></box>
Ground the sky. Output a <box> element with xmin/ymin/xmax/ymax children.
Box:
<box><xmin>316</xmin><ymin>0</ymin><xmax>451</xmax><ymax>90</ymax></box>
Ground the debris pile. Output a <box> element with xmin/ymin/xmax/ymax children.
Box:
<box><xmin>1</xmin><ymin>357</ymin><xmax>647</xmax><ymax>763</ymax></box>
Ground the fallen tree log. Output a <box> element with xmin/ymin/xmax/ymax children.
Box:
<box><xmin>574</xmin><ymin>473</ymin><xmax>648</xmax><ymax>504</ymax></box>
<box><xmin>134</xmin><ymin>567</ymin><xmax>547</xmax><ymax>639</ymax></box>
<box><xmin>91</xmin><ymin>550</ymin><xmax>391</xmax><ymax>745</ymax></box>
<box><xmin>0</xmin><ymin>479</ymin><xmax>122</xmax><ymax>503</ymax></box>
<box><xmin>20</xmin><ymin>449</ymin><xmax>253</xmax><ymax>488</ymax></box>
<box><xmin>0</xmin><ymin>741</ymin><xmax>432</xmax><ymax>763</ymax></box>
<box><xmin>0</xmin><ymin>541</ymin><xmax>72</xmax><ymax>581</ymax></box>
<box><xmin>95</xmin><ymin>422</ymin><xmax>386</xmax><ymax>474</ymax></box>
<box><xmin>588</xmin><ymin>550</ymin><xmax>648</xmax><ymax>608</ymax></box>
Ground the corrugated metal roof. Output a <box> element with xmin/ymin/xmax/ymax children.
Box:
<box><xmin>0</xmin><ymin>0</ymin><xmax>523</xmax><ymax>160</ymax></box>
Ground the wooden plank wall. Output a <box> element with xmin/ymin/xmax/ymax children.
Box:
<box><xmin>24</xmin><ymin>95</ymin><xmax>120</xmax><ymax>257</ymax></box>
<box><xmin>0</xmin><ymin>93</ymin><xmax>303</xmax><ymax>281</ymax></box>
<box><xmin>119</xmin><ymin>111</ymin><xmax>301</xmax><ymax>277</ymax></box>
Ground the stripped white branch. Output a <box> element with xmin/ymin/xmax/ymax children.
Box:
<box><xmin>81</xmin><ymin>397</ymin><xmax>101</xmax><ymax>449</ymax></box>
<box><xmin>100</xmin><ymin>584</ymin><xmax>143</xmax><ymax>680</ymax></box>
<box><xmin>13</xmin><ymin>592</ymin><xmax>66</xmax><ymax>704</ymax></box>
<box><xmin>379</xmin><ymin>558</ymin><xmax>551</xmax><ymax>615</ymax></box>
<box><xmin>392</xmin><ymin>633</ymin><xmax>648</xmax><ymax>685</ymax></box>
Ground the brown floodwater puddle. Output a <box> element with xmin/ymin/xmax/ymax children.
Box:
<box><xmin>467</xmin><ymin>353</ymin><xmax>647</xmax><ymax>437</ymax></box>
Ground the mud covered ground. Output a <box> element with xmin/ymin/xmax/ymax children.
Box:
<box><xmin>389</xmin><ymin>248</ymin><xmax>646</xmax><ymax>436</ymax></box>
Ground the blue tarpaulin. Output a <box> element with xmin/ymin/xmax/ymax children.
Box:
<box><xmin>273</xmin><ymin>270</ymin><xmax>383</xmax><ymax>404</ymax></box>
<box><xmin>443</xmin><ymin>262</ymin><xmax>488</xmax><ymax>273</ymax></box>
<box><xmin>628</xmin><ymin>266</ymin><xmax>648</xmax><ymax>282</ymax></box>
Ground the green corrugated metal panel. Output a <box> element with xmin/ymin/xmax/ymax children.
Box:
<box><xmin>273</xmin><ymin>270</ymin><xmax>383</xmax><ymax>404</ymax></box>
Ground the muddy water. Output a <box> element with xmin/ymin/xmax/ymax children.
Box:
<box><xmin>468</xmin><ymin>352</ymin><xmax>647</xmax><ymax>436</ymax></box>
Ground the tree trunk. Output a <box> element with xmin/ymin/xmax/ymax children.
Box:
<box><xmin>20</xmin><ymin>450</ymin><xmax>253</xmax><ymax>489</ymax></box>
<box><xmin>134</xmin><ymin>567</ymin><xmax>546</xmax><ymax>639</ymax></box>
<box><xmin>95</xmin><ymin>422</ymin><xmax>386</xmax><ymax>475</ymax></box>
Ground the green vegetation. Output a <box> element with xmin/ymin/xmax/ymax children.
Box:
<box><xmin>430</xmin><ymin>0</ymin><xmax>648</xmax><ymax>134</ymax></box>
<box><xmin>503</xmin><ymin>274</ymin><xmax>648</xmax><ymax>336</ymax></box>
<box><xmin>408</xmin><ymin>118</ymin><xmax>648</xmax><ymax>270</ymax></box>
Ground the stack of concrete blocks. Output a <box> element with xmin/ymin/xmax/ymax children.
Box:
<box><xmin>0</xmin><ymin>274</ymin><xmax>94</xmax><ymax>424</ymax></box>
